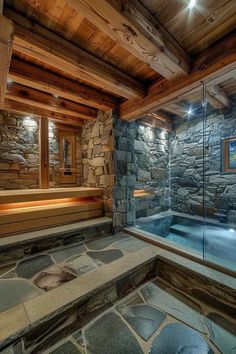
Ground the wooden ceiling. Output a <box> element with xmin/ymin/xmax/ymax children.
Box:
<box><xmin>1</xmin><ymin>0</ymin><xmax>236</xmax><ymax>127</ymax></box>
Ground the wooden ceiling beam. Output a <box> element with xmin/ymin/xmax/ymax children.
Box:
<box><xmin>4</xmin><ymin>99</ymin><xmax>84</xmax><ymax>127</ymax></box>
<box><xmin>6</xmin><ymin>82</ymin><xmax>97</xmax><ymax>120</ymax></box>
<box><xmin>120</xmin><ymin>31</ymin><xmax>236</xmax><ymax>120</ymax></box>
<box><xmin>9</xmin><ymin>58</ymin><xmax>118</xmax><ymax>111</ymax></box>
<box><xmin>64</xmin><ymin>0</ymin><xmax>190</xmax><ymax>79</ymax></box>
<box><xmin>0</xmin><ymin>15</ymin><xmax>14</xmax><ymax>109</ymax></box>
<box><xmin>5</xmin><ymin>8</ymin><xmax>145</xmax><ymax>100</ymax></box>
<box><xmin>206</xmin><ymin>85</ymin><xmax>230</xmax><ymax>109</ymax></box>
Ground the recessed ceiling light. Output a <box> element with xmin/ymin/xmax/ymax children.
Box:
<box><xmin>187</xmin><ymin>107</ymin><xmax>192</xmax><ymax>116</ymax></box>
<box><xmin>188</xmin><ymin>0</ymin><xmax>197</xmax><ymax>9</ymax></box>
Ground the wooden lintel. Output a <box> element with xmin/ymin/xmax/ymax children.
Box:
<box><xmin>64</xmin><ymin>0</ymin><xmax>190</xmax><ymax>79</ymax></box>
<box><xmin>6</xmin><ymin>82</ymin><xmax>97</xmax><ymax>120</ymax></box>
<box><xmin>161</xmin><ymin>103</ymin><xmax>187</xmax><ymax>117</ymax></box>
<box><xmin>39</xmin><ymin>118</ymin><xmax>49</xmax><ymax>189</ymax></box>
<box><xmin>5</xmin><ymin>9</ymin><xmax>145</xmax><ymax>100</ymax></box>
<box><xmin>0</xmin><ymin>15</ymin><xmax>14</xmax><ymax>109</ymax></box>
<box><xmin>4</xmin><ymin>98</ymin><xmax>84</xmax><ymax>127</ymax></box>
<box><xmin>140</xmin><ymin>113</ymin><xmax>172</xmax><ymax>132</ymax></box>
<box><xmin>120</xmin><ymin>31</ymin><xmax>236</xmax><ymax>120</ymax></box>
<box><xmin>9</xmin><ymin>58</ymin><xmax>118</xmax><ymax>111</ymax></box>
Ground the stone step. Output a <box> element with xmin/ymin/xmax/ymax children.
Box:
<box><xmin>1</xmin><ymin>233</ymin><xmax>235</xmax><ymax>353</ymax></box>
<box><xmin>0</xmin><ymin>233</ymin><xmax>159</xmax><ymax>351</ymax></box>
<box><xmin>0</xmin><ymin>217</ymin><xmax>112</xmax><ymax>265</ymax></box>
<box><xmin>169</xmin><ymin>223</ymin><xmax>203</xmax><ymax>240</ymax></box>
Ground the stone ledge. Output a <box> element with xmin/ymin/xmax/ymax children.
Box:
<box><xmin>125</xmin><ymin>227</ymin><xmax>236</xmax><ymax>290</ymax></box>
<box><xmin>0</xmin><ymin>217</ymin><xmax>112</xmax><ymax>248</ymax></box>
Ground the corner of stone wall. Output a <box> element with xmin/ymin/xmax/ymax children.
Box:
<box><xmin>81</xmin><ymin>110</ymin><xmax>115</xmax><ymax>218</ymax></box>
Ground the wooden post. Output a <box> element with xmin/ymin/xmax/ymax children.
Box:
<box><xmin>0</xmin><ymin>0</ymin><xmax>3</xmax><ymax>14</ymax></box>
<box><xmin>39</xmin><ymin>117</ymin><xmax>49</xmax><ymax>189</ymax></box>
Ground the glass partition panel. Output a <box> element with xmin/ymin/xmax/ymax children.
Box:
<box><xmin>133</xmin><ymin>86</ymin><xmax>205</xmax><ymax>258</ymax></box>
<box><xmin>204</xmin><ymin>70</ymin><xmax>236</xmax><ymax>271</ymax></box>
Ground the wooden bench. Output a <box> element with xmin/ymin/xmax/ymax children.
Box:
<box><xmin>0</xmin><ymin>188</ymin><xmax>104</xmax><ymax>237</ymax></box>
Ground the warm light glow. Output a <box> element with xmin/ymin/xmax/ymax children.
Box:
<box><xmin>0</xmin><ymin>197</ymin><xmax>91</xmax><ymax>212</ymax></box>
<box><xmin>53</xmin><ymin>94</ymin><xmax>58</xmax><ymax>98</ymax></box>
<box><xmin>7</xmin><ymin>79</ymin><xmax>12</xmax><ymax>84</ymax></box>
<box><xmin>188</xmin><ymin>0</ymin><xmax>197</xmax><ymax>9</ymax></box>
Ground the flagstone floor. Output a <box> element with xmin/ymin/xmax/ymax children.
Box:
<box><xmin>0</xmin><ymin>233</ymin><xmax>147</xmax><ymax>313</ymax></box>
<box><xmin>42</xmin><ymin>280</ymin><xmax>235</xmax><ymax>354</ymax></box>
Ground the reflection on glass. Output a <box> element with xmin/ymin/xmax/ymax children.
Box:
<box><xmin>63</xmin><ymin>138</ymin><xmax>72</xmax><ymax>169</ymax></box>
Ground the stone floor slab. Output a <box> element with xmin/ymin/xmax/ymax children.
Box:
<box><xmin>49</xmin><ymin>244</ymin><xmax>86</xmax><ymax>263</ymax></box>
<box><xmin>114</xmin><ymin>238</ymin><xmax>147</xmax><ymax>253</ymax></box>
<box><xmin>16</xmin><ymin>255</ymin><xmax>54</xmax><ymax>279</ymax></box>
<box><xmin>34</xmin><ymin>269</ymin><xmax>76</xmax><ymax>291</ymax></box>
<box><xmin>87</xmin><ymin>249</ymin><xmax>123</xmax><ymax>264</ymax></box>
<box><xmin>0</xmin><ymin>279</ymin><xmax>40</xmax><ymax>312</ymax></box>
<box><xmin>149</xmin><ymin>323</ymin><xmax>213</xmax><ymax>354</ymax></box>
<box><xmin>120</xmin><ymin>304</ymin><xmax>166</xmax><ymax>340</ymax></box>
<box><xmin>48</xmin><ymin>340</ymin><xmax>82</xmax><ymax>353</ymax></box>
<box><xmin>68</xmin><ymin>255</ymin><xmax>98</xmax><ymax>275</ymax></box>
<box><xmin>86</xmin><ymin>234</ymin><xmax>127</xmax><ymax>250</ymax></box>
<box><xmin>205</xmin><ymin>318</ymin><xmax>236</xmax><ymax>354</ymax></box>
<box><xmin>141</xmin><ymin>282</ymin><xmax>206</xmax><ymax>333</ymax></box>
<box><xmin>83</xmin><ymin>311</ymin><xmax>143</xmax><ymax>354</ymax></box>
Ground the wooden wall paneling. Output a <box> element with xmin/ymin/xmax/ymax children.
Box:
<box><xmin>0</xmin><ymin>14</ymin><xmax>14</xmax><ymax>109</ymax></box>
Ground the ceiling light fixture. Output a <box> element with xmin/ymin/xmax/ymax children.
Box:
<box><xmin>187</xmin><ymin>107</ymin><xmax>193</xmax><ymax>117</ymax></box>
<box><xmin>188</xmin><ymin>0</ymin><xmax>197</xmax><ymax>9</ymax></box>
<box><xmin>229</xmin><ymin>228</ymin><xmax>235</xmax><ymax>233</ymax></box>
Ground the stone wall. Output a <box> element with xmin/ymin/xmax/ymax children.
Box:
<box><xmin>134</xmin><ymin>122</ymin><xmax>170</xmax><ymax>218</ymax></box>
<box><xmin>170</xmin><ymin>106</ymin><xmax>236</xmax><ymax>221</ymax></box>
<box><xmin>49</xmin><ymin>122</ymin><xmax>83</xmax><ymax>187</ymax></box>
<box><xmin>81</xmin><ymin>110</ymin><xmax>114</xmax><ymax>217</ymax></box>
<box><xmin>113</xmin><ymin>118</ymin><xmax>170</xmax><ymax>228</ymax></box>
<box><xmin>0</xmin><ymin>110</ymin><xmax>39</xmax><ymax>190</ymax></box>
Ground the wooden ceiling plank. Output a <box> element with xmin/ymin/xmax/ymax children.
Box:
<box><xmin>64</xmin><ymin>0</ymin><xmax>190</xmax><ymax>79</ymax></box>
<box><xmin>120</xmin><ymin>31</ymin><xmax>236</xmax><ymax>120</ymax></box>
<box><xmin>4</xmin><ymin>98</ymin><xmax>84</xmax><ymax>127</ymax></box>
<box><xmin>5</xmin><ymin>8</ymin><xmax>145</xmax><ymax>99</ymax></box>
<box><xmin>6</xmin><ymin>82</ymin><xmax>97</xmax><ymax>120</ymax></box>
<box><xmin>9</xmin><ymin>58</ymin><xmax>118</xmax><ymax>111</ymax></box>
<box><xmin>0</xmin><ymin>15</ymin><xmax>14</xmax><ymax>109</ymax></box>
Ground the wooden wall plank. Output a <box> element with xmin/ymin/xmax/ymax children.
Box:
<box><xmin>0</xmin><ymin>15</ymin><xmax>14</xmax><ymax>109</ymax></box>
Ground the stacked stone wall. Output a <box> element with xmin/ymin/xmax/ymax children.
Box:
<box><xmin>81</xmin><ymin>110</ymin><xmax>114</xmax><ymax>217</ymax></box>
<box><xmin>0</xmin><ymin>111</ymin><xmax>39</xmax><ymax>190</ymax></box>
<box><xmin>170</xmin><ymin>107</ymin><xmax>236</xmax><ymax>221</ymax></box>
